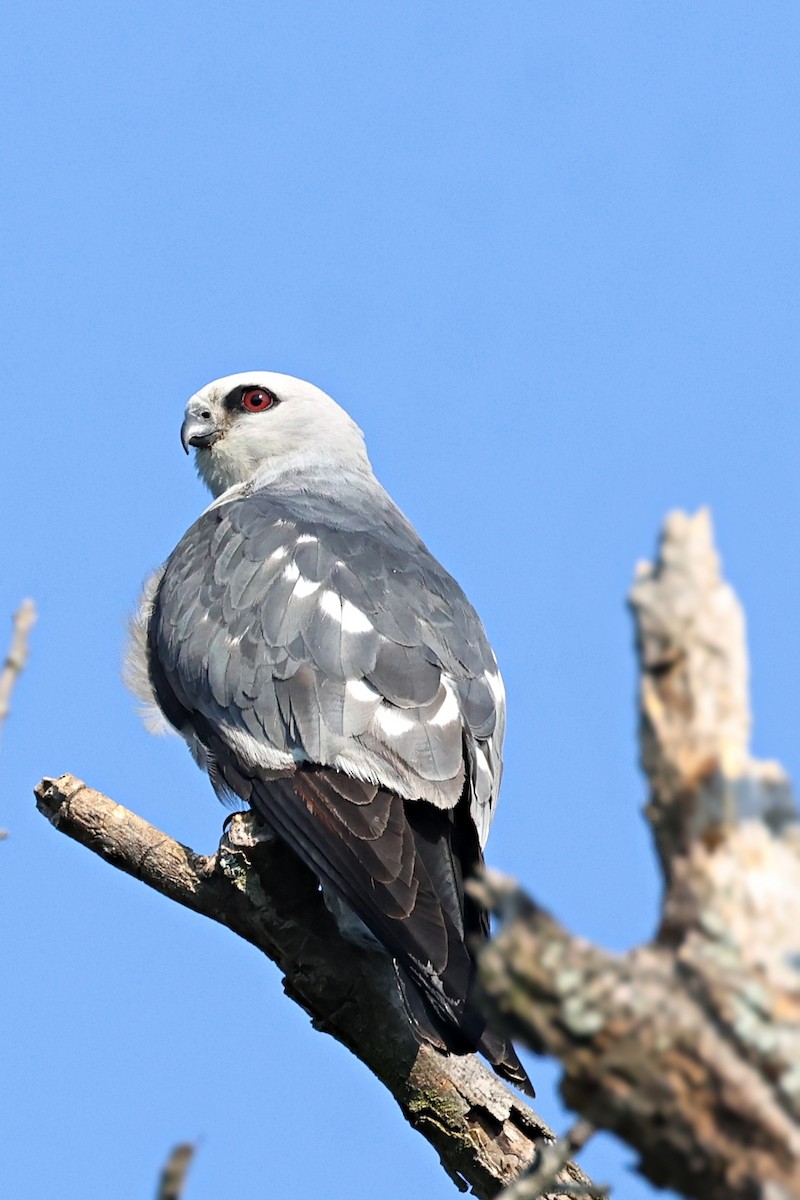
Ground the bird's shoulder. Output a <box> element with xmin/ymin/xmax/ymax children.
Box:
<box><xmin>150</xmin><ymin>479</ymin><xmax>504</xmax><ymax>825</ymax></box>
<box><xmin>160</xmin><ymin>481</ymin><xmax>495</xmax><ymax>680</ymax></box>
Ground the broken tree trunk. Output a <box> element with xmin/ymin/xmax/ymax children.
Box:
<box><xmin>476</xmin><ymin>510</ymin><xmax>800</xmax><ymax>1200</ymax></box>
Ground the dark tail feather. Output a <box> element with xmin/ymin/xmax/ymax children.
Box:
<box><xmin>394</xmin><ymin>961</ymin><xmax>535</xmax><ymax>1098</ymax></box>
<box><xmin>245</xmin><ymin>767</ymin><xmax>534</xmax><ymax>1096</ymax></box>
<box><xmin>477</xmin><ymin>1025</ymin><xmax>535</xmax><ymax>1097</ymax></box>
<box><xmin>394</xmin><ymin>960</ymin><xmax>473</xmax><ymax>1054</ymax></box>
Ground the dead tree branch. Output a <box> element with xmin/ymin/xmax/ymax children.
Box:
<box><xmin>34</xmin><ymin>773</ymin><xmax>594</xmax><ymax>1199</ymax></box>
<box><xmin>156</xmin><ymin>1142</ymin><xmax>196</xmax><ymax>1200</ymax></box>
<box><xmin>475</xmin><ymin>510</ymin><xmax>800</xmax><ymax>1200</ymax></box>
<box><xmin>1</xmin><ymin>599</ymin><xmax>36</xmax><ymax>839</ymax></box>
<box><xmin>0</xmin><ymin>599</ymin><xmax>36</xmax><ymax>741</ymax></box>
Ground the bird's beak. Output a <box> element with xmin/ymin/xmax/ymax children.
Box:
<box><xmin>181</xmin><ymin>413</ymin><xmax>223</xmax><ymax>454</ymax></box>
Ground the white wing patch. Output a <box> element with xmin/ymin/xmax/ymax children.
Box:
<box><xmin>341</xmin><ymin>599</ymin><xmax>373</xmax><ymax>634</ymax></box>
<box><xmin>471</xmin><ymin>746</ymin><xmax>495</xmax><ymax>848</ymax></box>
<box><xmin>319</xmin><ymin>589</ymin><xmax>342</xmax><ymax>620</ymax></box>
<box><xmin>319</xmin><ymin>589</ymin><xmax>373</xmax><ymax>634</ymax></box>
<box><xmin>484</xmin><ymin>668</ymin><xmax>505</xmax><ymax>706</ymax></box>
<box><xmin>429</xmin><ymin>678</ymin><xmax>460</xmax><ymax>729</ymax></box>
<box><xmin>346</xmin><ymin>678</ymin><xmax>380</xmax><ymax>702</ymax></box>
<box><xmin>293</xmin><ymin>575</ymin><xmax>321</xmax><ymax>599</ymax></box>
<box><xmin>374</xmin><ymin>703</ymin><xmax>416</xmax><ymax>737</ymax></box>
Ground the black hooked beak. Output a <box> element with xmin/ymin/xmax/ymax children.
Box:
<box><xmin>181</xmin><ymin>412</ymin><xmax>223</xmax><ymax>454</ymax></box>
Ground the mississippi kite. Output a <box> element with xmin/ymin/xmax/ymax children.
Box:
<box><xmin>127</xmin><ymin>371</ymin><xmax>531</xmax><ymax>1094</ymax></box>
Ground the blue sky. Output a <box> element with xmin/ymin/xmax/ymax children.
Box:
<box><xmin>2</xmin><ymin>4</ymin><xmax>798</xmax><ymax>1198</ymax></box>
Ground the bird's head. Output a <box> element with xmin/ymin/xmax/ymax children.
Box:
<box><xmin>181</xmin><ymin>371</ymin><xmax>371</xmax><ymax>498</ymax></box>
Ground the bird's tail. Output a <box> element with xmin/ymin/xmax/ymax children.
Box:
<box><xmin>476</xmin><ymin>1023</ymin><xmax>535</xmax><ymax>1096</ymax></box>
<box><xmin>394</xmin><ymin>961</ymin><xmax>535</xmax><ymax>1097</ymax></box>
<box><xmin>248</xmin><ymin>766</ymin><xmax>534</xmax><ymax>1097</ymax></box>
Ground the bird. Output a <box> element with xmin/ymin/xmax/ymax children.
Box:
<box><xmin>127</xmin><ymin>370</ymin><xmax>532</xmax><ymax>1095</ymax></box>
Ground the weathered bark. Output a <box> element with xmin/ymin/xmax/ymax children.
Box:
<box><xmin>34</xmin><ymin>773</ymin><xmax>593</xmax><ymax>1200</ymax></box>
<box><xmin>476</xmin><ymin>510</ymin><xmax>800</xmax><ymax>1200</ymax></box>
<box><xmin>497</xmin><ymin>1120</ymin><xmax>608</xmax><ymax>1200</ymax></box>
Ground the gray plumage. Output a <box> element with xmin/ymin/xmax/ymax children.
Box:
<box><xmin>152</xmin><ymin>486</ymin><xmax>502</xmax><ymax>817</ymax></box>
<box><xmin>128</xmin><ymin>371</ymin><xmax>530</xmax><ymax>1095</ymax></box>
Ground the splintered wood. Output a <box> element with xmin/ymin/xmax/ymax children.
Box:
<box><xmin>480</xmin><ymin>510</ymin><xmax>800</xmax><ymax>1200</ymax></box>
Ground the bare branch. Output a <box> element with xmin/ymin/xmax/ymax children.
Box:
<box><xmin>475</xmin><ymin>511</ymin><xmax>800</xmax><ymax>1200</ymax></box>
<box><xmin>156</xmin><ymin>1142</ymin><xmax>196</xmax><ymax>1200</ymax></box>
<box><xmin>0</xmin><ymin>599</ymin><xmax>36</xmax><ymax>839</ymax></box>
<box><xmin>0</xmin><ymin>599</ymin><xmax>36</xmax><ymax>742</ymax></box>
<box><xmin>497</xmin><ymin>1120</ymin><xmax>608</xmax><ymax>1200</ymax></box>
<box><xmin>34</xmin><ymin>773</ymin><xmax>596</xmax><ymax>1200</ymax></box>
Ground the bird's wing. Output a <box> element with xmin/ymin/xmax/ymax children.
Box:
<box><xmin>147</xmin><ymin>488</ymin><xmax>526</xmax><ymax>1082</ymax></box>
<box><xmin>149</xmin><ymin>488</ymin><xmax>504</xmax><ymax>832</ymax></box>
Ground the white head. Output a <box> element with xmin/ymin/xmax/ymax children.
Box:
<box><xmin>181</xmin><ymin>371</ymin><xmax>372</xmax><ymax>498</ymax></box>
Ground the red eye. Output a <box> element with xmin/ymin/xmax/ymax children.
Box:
<box><xmin>242</xmin><ymin>388</ymin><xmax>274</xmax><ymax>412</ymax></box>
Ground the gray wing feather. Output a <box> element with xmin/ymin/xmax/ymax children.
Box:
<box><xmin>150</xmin><ymin>487</ymin><xmax>504</xmax><ymax>827</ymax></box>
<box><xmin>367</xmin><ymin>640</ymin><xmax>440</xmax><ymax>707</ymax></box>
<box><xmin>277</xmin><ymin>666</ymin><xmax>325</xmax><ymax>759</ymax></box>
<box><xmin>304</xmin><ymin>602</ymin><xmax>378</xmax><ymax>681</ymax></box>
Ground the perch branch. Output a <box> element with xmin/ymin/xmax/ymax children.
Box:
<box><xmin>475</xmin><ymin>510</ymin><xmax>800</xmax><ymax>1200</ymax></box>
<box><xmin>35</xmin><ymin>773</ymin><xmax>594</xmax><ymax>1200</ymax></box>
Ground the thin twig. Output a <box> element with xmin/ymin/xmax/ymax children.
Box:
<box><xmin>156</xmin><ymin>1142</ymin><xmax>196</xmax><ymax>1200</ymax></box>
<box><xmin>497</xmin><ymin>1121</ymin><xmax>607</xmax><ymax>1200</ymax></box>
<box><xmin>0</xmin><ymin>600</ymin><xmax>36</xmax><ymax>836</ymax></box>
<box><xmin>0</xmin><ymin>599</ymin><xmax>36</xmax><ymax>740</ymax></box>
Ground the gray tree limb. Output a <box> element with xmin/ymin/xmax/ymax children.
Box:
<box><xmin>0</xmin><ymin>599</ymin><xmax>36</xmax><ymax>742</ymax></box>
<box><xmin>1</xmin><ymin>599</ymin><xmax>36</xmax><ymax>840</ymax></box>
<box><xmin>475</xmin><ymin>510</ymin><xmax>800</xmax><ymax>1200</ymax></box>
<box><xmin>34</xmin><ymin>772</ymin><xmax>594</xmax><ymax>1199</ymax></box>
<box><xmin>156</xmin><ymin>1142</ymin><xmax>196</xmax><ymax>1200</ymax></box>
